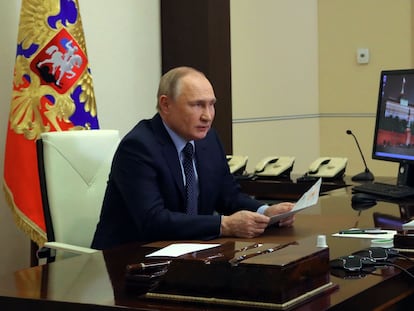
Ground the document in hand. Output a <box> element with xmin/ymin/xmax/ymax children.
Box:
<box><xmin>268</xmin><ymin>178</ymin><xmax>322</xmax><ymax>226</ymax></box>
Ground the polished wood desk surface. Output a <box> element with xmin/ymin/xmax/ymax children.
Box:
<box><xmin>1</xmin><ymin>177</ymin><xmax>414</xmax><ymax>310</ymax></box>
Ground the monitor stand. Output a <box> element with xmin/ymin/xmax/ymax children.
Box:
<box><xmin>397</xmin><ymin>163</ymin><xmax>414</xmax><ymax>187</ymax></box>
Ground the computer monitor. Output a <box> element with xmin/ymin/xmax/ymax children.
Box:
<box><xmin>372</xmin><ymin>69</ymin><xmax>414</xmax><ymax>186</ymax></box>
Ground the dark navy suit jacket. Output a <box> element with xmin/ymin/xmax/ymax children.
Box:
<box><xmin>91</xmin><ymin>114</ymin><xmax>262</xmax><ymax>249</ymax></box>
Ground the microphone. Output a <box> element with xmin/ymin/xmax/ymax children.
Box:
<box><xmin>346</xmin><ymin>130</ymin><xmax>374</xmax><ymax>181</ymax></box>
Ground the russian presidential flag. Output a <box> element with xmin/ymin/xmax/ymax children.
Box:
<box><xmin>3</xmin><ymin>0</ymin><xmax>99</xmax><ymax>245</ymax></box>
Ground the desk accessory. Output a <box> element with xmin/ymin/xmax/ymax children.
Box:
<box><xmin>338</xmin><ymin>228</ymin><xmax>387</xmax><ymax>234</ymax></box>
<box><xmin>126</xmin><ymin>260</ymin><xmax>172</xmax><ymax>273</ymax></box>
<box><xmin>316</xmin><ymin>235</ymin><xmax>328</xmax><ymax>247</ymax></box>
<box><xmin>330</xmin><ymin>247</ymin><xmax>414</xmax><ymax>279</ymax></box>
<box><xmin>351</xmin><ymin>193</ymin><xmax>377</xmax><ymax>207</ymax></box>
<box><xmin>370</xmin><ymin>238</ymin><xmax>394</xmax><ymax>248</ymax></box>
<box><xmin>332</xmin><ymin>229</ymin><xmax>396</xmax><ymax>239</ymax></box>
<box><xmin>329</xmin><ymin>254</ymin><xmax>377</xmax><ymax>278</ymax></box>
<box><xmin>393</xmin><ymin>231</ymin><xmax>414</xmax><ymax>251</ymax></box>
<box><xmin>304</xmin><ymin>157</ymin><xmax>347</xmax><ymax>180</ymax></box>
<box><xmin>228</xmin><ymin>241</ymin><xmax>297</xmax><ymax>266</ymax></box>
<box><xmin>125</xmin><ymin>260</ymin><xmax>171</xmax><ymax>294</ymax></box>
<box><xmin>203</xmin><ymin>242</ymin><xmax>262</xmax><ymax>264</ymax></box>
<box><xmin>346</xmin><ymin>129</ymin><xmax>375</xmax><ymax>181</ymax></box>
<box><xmin>143</xmin><ymin>235</ymin><xmax>334</xmax><ymax>308</ymax></box>
<box><xmin>402</xmin><ymin>219</ymin><xmax>414</xmax><ymax>230</ymax></box>
<box><xmin>253</xmin><ymin>156</ymin><xmax>295</xmax><ymax>179</ymax></box>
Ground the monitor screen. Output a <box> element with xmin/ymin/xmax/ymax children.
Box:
<box><xmin>372</xmin><ymin>69</ymin><xmax>414</xmax><ymax>186</ymax></box>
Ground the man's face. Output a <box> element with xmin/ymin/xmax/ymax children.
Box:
<box><xmin>162</xmin><ymin>73</ymin><xmax>216</xmax><ymax>141</ymax></box>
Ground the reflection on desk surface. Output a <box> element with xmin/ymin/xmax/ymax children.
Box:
<box><xmin>1</xmin><ymin>179</ymin><xmax>414</xmax><ymax>310</ymax></box>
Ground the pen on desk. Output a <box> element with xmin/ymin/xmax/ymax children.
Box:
<box><xmin>203</xmin><ymin>242</ymin><xmax>263</xmax><ymax>264</ymax></box>
<box><xmin>229</xmin><ymin>241</ymin><xmax>297</xmax><ymax>266</ymax></box>
<box><xmin>338</xmin><ymin>229</ymin><xmax>388</xmax><ymax>234</ymax></box>
<box><xmin>126</xmin><ymin>260</ymin><xmax>172</xmax><ymax>274</ymax></box>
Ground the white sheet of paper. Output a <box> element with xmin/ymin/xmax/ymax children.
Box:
<box><xmin>145</xmin><ymin>243</ymin><xmax>221</xmax><ymax>258</ymax></box>
<box><xmin>332</xmin><ymin>230</ymin><xmax>397</xmax><ymax>239</ymax></box>
<box><xmin>402</xmin><ymin>219</ymin><xmax>414</xmax><ymax>230</ymax></box>
<box><xmin>268</xmin><ymin>178</ymin><xmax>322</xmax><ymax>225</ymax></box>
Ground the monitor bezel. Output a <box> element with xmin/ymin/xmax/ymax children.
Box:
<box><xmin>372</xmin><ymin>68</ymin><xmax>414</xmax><ymax>166</ymax></box>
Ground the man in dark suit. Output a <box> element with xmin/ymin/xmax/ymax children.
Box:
<box><xmin>92</xmin><ymin>66</ymin><xmax>294</xmax><ymax>249</ymax></box>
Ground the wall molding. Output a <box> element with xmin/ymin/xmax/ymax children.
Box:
<box><xmin>233</xmin><ymin>112</ymin><xmax>375</xmax><ymax>124</ymax></box>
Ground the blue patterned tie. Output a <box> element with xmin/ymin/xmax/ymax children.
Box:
<box><xmin>182</xmin><ymin>142</ymin><xmax>198</xmax><ymax>215</ymax></box>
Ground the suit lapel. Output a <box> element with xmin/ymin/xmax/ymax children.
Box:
<box><xmin>164</xmin><ymin>144</ymin><xmax>185</xmax><ymax>195</ymax></box>
<box><xmin>151</xmin><ymin>115</ymin><xmax>186</xmax><ymax>198</ymax></box>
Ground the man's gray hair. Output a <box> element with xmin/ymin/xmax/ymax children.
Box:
<box><xmin>156</xmin><ymin>66</ymin><xmax>204</xmax><ymax>110</ymax></box>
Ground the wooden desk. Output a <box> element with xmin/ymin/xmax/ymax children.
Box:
<box><xmin>1</xmin><ymin>183</ymin><xmax>414</xmax><ymax>310</ymax></box>
<box><xmin>237</xmin><ymin>176</ymin><xmax>349</xmax><ymax>200</ymax></box>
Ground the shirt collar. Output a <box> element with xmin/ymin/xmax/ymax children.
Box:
<box><xmin>162</xmin><ymin>121</ymin><xmax>194</xmax><ymax>153</ymax></box>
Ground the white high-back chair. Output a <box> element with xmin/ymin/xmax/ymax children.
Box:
<box><xmin>37</xmin><ymin>130</ymin><xmax>120</xmax><ymax>262</ymax></box>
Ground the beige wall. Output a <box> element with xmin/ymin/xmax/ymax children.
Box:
<box><xmin>231</xmin><ymin>0</ymin><xmax>413</xmax><ymax>178</ymax></box>
<box><xmin>319</xmin><ymin>0</ymin><xmax>412</xmax><ymax>177</ymax></box>
<box><xmin>0</xmin><ymin>0</ymin><xmax>161</xmax><ymax>276</ymax></box>
<box><xmin>230</xmin><ymin>0</ymin><xmax>320</xmax><ymax>174</ymax></box>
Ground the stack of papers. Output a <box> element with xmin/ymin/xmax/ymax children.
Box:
<box><xmin>332</xmin><ymin>229</ymin><xmax>397</xmax><ymax>239</ymax></box>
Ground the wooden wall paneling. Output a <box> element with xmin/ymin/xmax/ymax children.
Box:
<box><xmin>160</xmin><ymin>0</ymin><xmax>233</xmax><ymax>153</ymax></box>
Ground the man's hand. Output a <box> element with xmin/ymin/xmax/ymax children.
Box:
<box><xmin>221</xmin><ymin>210</ymin><xmax>269</xmax><ymax>238</ymax></box>
<box><xmin>264</xmin><ymin>202</ymin><xmax>295</xmax><ymax>227</ymax></box>
<box><xmin>220</xmin><ymin>202</ymin><xmax>296</xmax><ymax>238</ymax></box>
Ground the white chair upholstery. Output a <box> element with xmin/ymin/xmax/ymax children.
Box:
<box><xmin>37</xmin><ymin>129</ymin><xmax>120</xmax><ymax>261</ymax></box>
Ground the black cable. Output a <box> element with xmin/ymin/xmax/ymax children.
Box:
<box><xmin>385</xmin><ymin>248</ymin><xmax>414</xmax><ymax>263</ymax></box>
<box><xmin>372</xmin><ymin>261</ymin><xmax>414</xmax><ymax>279</ymax></box>
<box><xmin>331</xmin><ymin>251</ymin><xmax>414</xmax><ymax>280</ymax></box>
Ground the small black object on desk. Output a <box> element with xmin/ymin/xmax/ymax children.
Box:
<box><xmin>351</xmin><ymin>193</ymin><xmax>377</xmax><ymax>206</ymax></box>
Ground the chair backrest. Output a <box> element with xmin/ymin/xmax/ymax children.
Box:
<box><xmin>37</xmin><ymin>130</ymin><xmax>120</xmax><ymax>253</ymax></box>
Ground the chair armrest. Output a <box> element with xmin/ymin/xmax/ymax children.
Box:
<box><xmin>44</xmin><ymin>241</ymin><xmax>98</xmax><ymax>255</ymax></box>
